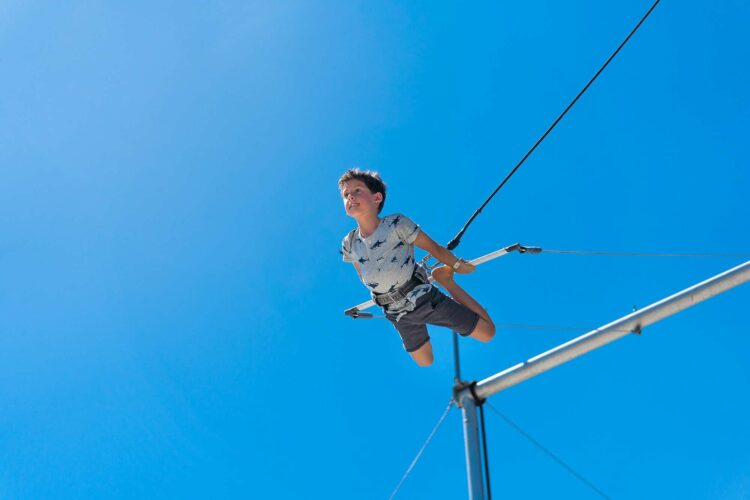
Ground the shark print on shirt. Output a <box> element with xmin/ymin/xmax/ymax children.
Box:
<box><xmin>340</xmin><ymin>213</ymin><xmax>432</xmax><ymax>319</ymax></box>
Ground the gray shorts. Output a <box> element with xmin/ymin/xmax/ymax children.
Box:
<box><xmin>385</xmin><ymin>286</ymin><xmax>480</xmax><ymax>352</ymax></box>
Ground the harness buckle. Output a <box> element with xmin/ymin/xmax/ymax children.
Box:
<box><xmin>372</xmin><ymin>265</ymin><xmax>429</xmax><ymax>307</ymax></box>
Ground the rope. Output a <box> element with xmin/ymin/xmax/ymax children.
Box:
<box><xmin>362</xmin><ymin>317</ymin><xmax>643</xmax><ymax>336</ymax></box>
<box><xmin>495</xmin><ymin>323</ymin><xmax>635</xmax><ymax>334</ymax></box>
<box><xmin>543</xmin><ymin>249</ymin><xmax>750</xmax><ymax>258</ymax></box>
<box><xmin>494</xmin><ymin>322</ymin><xmax>601</xmax><ymax>332</ymax></box>
<box><xmin>447</xmin><ymin>0</ymin><xmax>661</xmax><ymax>251</ymax></box>
<box><xmin>351</xmin><ymin>243</ymin><xmax>747</xmax><ymax>319</ymax></box>
<box><xmin>389</xmin><ymin>399</ymin><xmax>455</xmax><ymax>499</ymax></box>
<box><xmin>485</xmin><ymin>402</ymin><xmax>611</xmax><ymax>499</ymax></box>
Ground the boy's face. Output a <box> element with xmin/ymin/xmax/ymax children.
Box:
<box><xmin>341</xmin><ymin>179</ymin><xmax>383</xmax><ymax>217</ymax></box>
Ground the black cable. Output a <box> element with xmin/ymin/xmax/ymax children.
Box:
<box><xmin>485</xmin><ymin>402</ymin><xmax>611</xmax><ymax>499</ymax></box>
<box><xmin>452</xmin><ymin>332</ymin><xmax>461</xmax><ymax>383</ymax></box>
<box><xmin>447</xmin><ymin>0</ymin><xmax>661</xmax><ymax>251</ymax></box>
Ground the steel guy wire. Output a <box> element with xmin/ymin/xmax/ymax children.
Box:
<box><xmin>389</xmin><ymin>399</ymin><xmax>455</xmax><ymax>499</ymax></box>
<box><xmin>485</xmin><ymin>402</ymin><xmax>611</xmax><ymax>499</ymax></box>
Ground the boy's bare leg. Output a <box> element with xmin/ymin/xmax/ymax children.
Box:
<box><xmin>409</xmin><ymin>341</ymin><xmax>434</xmax><ymax>367</ymax></box>
<box><xmin>432</xmin><ymin>266</ymin><xmax>495</xmax><ymax>343</ymax></box>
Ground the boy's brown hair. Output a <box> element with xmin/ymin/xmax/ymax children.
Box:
<box><xmin>338</xmin><ymin>168</ymin><xmax>387</xmax><ymax>214</ymax></box>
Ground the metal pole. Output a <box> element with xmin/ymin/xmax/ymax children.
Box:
<box><xmin>469</xmin><ymin>260</ymin><xmax>750</xmax><ymax>401</ymax></box>
<box><xmin>458</xmin><ymin>392</ymin><xmax>485</xmax><ymax>500</ymax></box>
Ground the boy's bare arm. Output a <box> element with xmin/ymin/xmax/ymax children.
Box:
<box><xmin>413</xmin><ymin>231</ymin><xmax>475</xmax><ymax>274</ymax></box>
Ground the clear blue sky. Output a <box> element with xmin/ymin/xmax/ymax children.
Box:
<box><xmin>2</xmin><ymin>1</ymin><xmax>749</xmax><ymax>499</ymax></box>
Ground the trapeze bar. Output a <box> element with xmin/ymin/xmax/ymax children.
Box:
<box><xmin>344</xmin><ymin>242</ymin><xmax>537</xmax><ymax>317</ymax></box>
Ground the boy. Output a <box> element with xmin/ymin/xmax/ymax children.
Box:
<box><xmin>339</xmin><ymin>168</ymin><xmax>495</xmax><ymax>367</ymax></box>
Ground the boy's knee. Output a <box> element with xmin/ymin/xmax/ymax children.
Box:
<box><xmin>409</xmin><ymin>344</ymin><xmax>434</xmax><ymax>367</ymax></box>
<box><xmin>415</xmin><ymin>357</ymin><xmax>434</xmax><ymax>367</ymax></box>
<box><xmin>486</xmin><ymin>321</ymin><xmax>496</xmax><ymax>340</ymax></box>
<box><xmin>473</xmin><ymin>318</ymin><xmax>495</xmax><ymax>342</ymax></box>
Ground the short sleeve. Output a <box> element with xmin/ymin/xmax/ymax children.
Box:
<box><xmin>392</xmin><ymin>213</ymin><xmax>421</xmax><ymax>244</ymax></box>
<box><xmin>341</xmin><ymin>232</ymin><xmax>355</xmax><ymax>263</ymax></box>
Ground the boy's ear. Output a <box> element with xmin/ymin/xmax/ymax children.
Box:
<box><xmin>374</xmin><ymin>192</ymin><xmax>383</xmax><ymax>206</ymax></box>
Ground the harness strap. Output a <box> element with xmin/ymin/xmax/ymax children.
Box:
<box><xmin>372</xmin><ymin>266</ymin><xmax>429</xmax><ymax>306</ymax></box>
<box><xmin>344</xmin><ymin>228</ymin><xmax>357</xmax><ymax>255</ymax></box>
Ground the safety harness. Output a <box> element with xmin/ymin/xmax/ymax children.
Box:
<box><xmin>371</xmin><ymin>264</ymin><xmax>429</xmax><ymax>307</ymax></box>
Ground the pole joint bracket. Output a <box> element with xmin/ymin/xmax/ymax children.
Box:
<box><xmin>453</xmin><ymin>380</ymin><xmax>485</xmax><ymax>408</ymax></box>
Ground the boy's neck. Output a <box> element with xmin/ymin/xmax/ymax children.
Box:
<box><xmin>356</xmin><ymin>213</ymin><xmax>381</xmax><ymax>238</ymax></box>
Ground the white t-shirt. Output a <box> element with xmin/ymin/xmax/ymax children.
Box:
<box><xmin>341</xmin><ymin>213</ymin><xmax>432</xmax><ymax>319</ymax></box>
